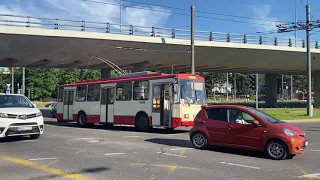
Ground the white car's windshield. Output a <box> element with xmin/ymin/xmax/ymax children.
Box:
<box><xmin>0</xmin><ymin>95</ymin><xmax>34</xmax><ymax>108</ymax></box>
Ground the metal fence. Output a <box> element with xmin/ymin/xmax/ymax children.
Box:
<box><xmin>0</xmin><ymin>14</ymin><xmax>318</xmax><ymax>49</ymax></box>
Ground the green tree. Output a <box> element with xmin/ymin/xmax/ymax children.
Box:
<box><xmin>26</xmin><ymin>68</ymin><xmax>58</xmax><ymax>100</ymax></box>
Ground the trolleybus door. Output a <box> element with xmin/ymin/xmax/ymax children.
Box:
<box><xmin>63</xmin><ymin>90</ymin><xmax>74</xmax><ymax>120</ymax></box>
<box><xmin>100</xmin><ymin>87</ymin><xmax>115</xmax><ymax>123</ymax></box>
<box><xmin>152</xmin><ymin>83</ymin><xmax>172</xmax><ymax>126</ymax></box>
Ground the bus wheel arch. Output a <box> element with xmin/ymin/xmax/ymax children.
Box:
<box><xmin>77</xmin><ymin>110</ymin><xmax>87</xmax><ymax>126</ymax></box>
<box><xmin>135</xmin><ymin>111</ymin><xmax>149</xmax><ymax>132</ymax></box>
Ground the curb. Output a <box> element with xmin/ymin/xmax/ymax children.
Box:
<box><xmin>283</xmin><ymin>119</ymin><xmax>320</xmax><ymax>123</ymax></box>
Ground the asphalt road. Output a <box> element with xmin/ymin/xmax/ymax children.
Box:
<box><xmin>0</xmin><ymin>117</ymin><xmax>320</xmax><ymax>180</ymax></box>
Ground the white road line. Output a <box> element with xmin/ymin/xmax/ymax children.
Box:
<box><xmin>73</xmin><ymin>138</ymin><xmax>98</xmax><ymax>140</ymax></box>
<box><xmin>309</xmin><ymin>149</ymin><xmax>320</xmax><ymax>152</ymax></box>
<box><xmin>170</xmin><ymin>148</ymin><xmax>193</xmax><ymax>151</ymax></box>
<box><xmin>123</xmin><ymin>136</ymin><xmax>143</xmax><ymax>138</ymax></box>
<box><xmin>29</xmin><ymin>157</ymin><xmax>61</xmax><ymax>161</ymax></box>
<box><xmin>220</xmin><ymin>162</ymin><xmax>260</xmax><ymax>170</ymax></box>
<box><xmin>157</xmin><ymin>152</ymin><xmax>186</xmax><ymax>157</ymax></box>
<box><xmin>104</xmin><ymin>153</ymin><xmax>126</xmax><ymax>156</ymax></box>
<box><xmin>298</xmin><ymin>173</ymin><xmax>320</xmax><ymax>179</ymax></box>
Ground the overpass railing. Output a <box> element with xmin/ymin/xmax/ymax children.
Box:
<box><xmin>0</xmin><ymin>14</ymin><xmax>318</xmax><ymax>49</ymax></box>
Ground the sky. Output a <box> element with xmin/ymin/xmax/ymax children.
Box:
<box><xmin>0</xmin><ymin>0</ymin><xmax>320</xmax><ymax>44</ymax></box>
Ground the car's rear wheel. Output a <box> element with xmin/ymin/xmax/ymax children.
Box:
<box><xmin>265</xmin><ymin>140</ymin><xmax>288</xmax><ymax>160</ymax></box>
<box><xmin>30</xmin><ymin>134</ymin><xmax>40</xmax><ymax>139</ymax></box>
<box><xmin>191</xmin><ymin>132</ymin><xmax>208</xmax><ymax>150</ymax></box>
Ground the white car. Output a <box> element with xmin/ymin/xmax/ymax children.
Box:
<box><xmin>0</xmin><ymin>94</ymin><xmax>44</xmax><ymax>139</ymax></box>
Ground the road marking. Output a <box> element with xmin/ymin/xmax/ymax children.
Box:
<box><xmin>130</xmin><ymin>163</ymin><xmax>199</xmax><ymax>171</ymax></box>
<box><xmin>0</xmin><ymin>155</ymin><xmax>91</xmax><ymax>180</ymax></box>
<box><xmin>309</xmin><ymin>149</ymin><xmax>320</xmax><ymax>152</ymax></box>
<box><xmin>157</xmin><ymin>152</ymin><xmax>186</xmax><ymax>158</ymax></box>
<box><xmin>179</xmin><ymin>149</ymin><xmax>186</xmax><ymax>156</ymax></box>
<box><xmin>29</xmin><ymin>157</ymin><xmax>61</xmax><ymax>161</ymax></box>
<box><xmin>104</xmin><ymin>153</ymin><xmax>126</xmax><ymax>156</ymax></box>
<box><xmin>73</xmin><ymin>138</ymin><xmax>97</xmax><ymax>140</ymax></box>
<box><xmin>75</xmin><ymin>149</ymin><xmax>87</xmax><ymax>155</ymax></box>
<box><xmin>170</xmin><ymin>148</ymin><xmax>193</xmax><ymax>151</ymax></box>
<box><xmin>294</xmin><ymin>164</ymin><xmax>314</xmax><ymax>179</ymax></box>
<box><xmin>123</xmin><ymin>136</ymin><xmax>143</xmax><ymax>138</ymax></box>
<box><xmin>298</xmin><ymin>173</ymin><xmax>320</xmax><ymax>179</ymax></box>
<box><xmin>220</xmin><ymin>162</ymin><xmax>260</xmax><ymax>170</ymax></box>
<box><xmin>43</xmin><ymin>160</ymin><xmax>60</xmax><ymax>167</ymax></box>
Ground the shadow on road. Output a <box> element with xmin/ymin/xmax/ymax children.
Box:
<box><xmin>44</xmin><ymin>121</ymin><xmax>189</xmax><ymax>135</ymax></box>
<box><xmin>0</xmin><ymin>136</ymin><xmax>33</xmax><ymax>143</ymax></box>
<box><xmin>145</xmin><ymin>138</ymin><xmax>268</xmax><ymax>159</ymax></box>
<box><xmin>26</xmin><ymin>167</ymin><xmax>110</xmax><ymax>180</ymax></box>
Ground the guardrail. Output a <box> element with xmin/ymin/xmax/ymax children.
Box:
<box><xmin>0</xmin><ymin>14</ymin><xmax>318</xmax><ymax>49</ymax></box>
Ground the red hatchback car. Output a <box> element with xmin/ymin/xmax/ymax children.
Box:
<box><xmin>190</xmin><ymin>105</ymin><xmax>308</xmax><ymax>160</ymax></box>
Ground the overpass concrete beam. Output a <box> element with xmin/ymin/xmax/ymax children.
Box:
<box><xmin>265</xmin><ymin>73</ymin><xmax>278</xmax><ymax>108</ymax></box>
<box><xmin>133</xmin><ymin>62</ymin><xmax>147</xmax><ymax>72</ymax></box>
<box><xmin>101</xmin><ymin>68</ymin><xmax>111</xmax><ymax>79</ymax></box>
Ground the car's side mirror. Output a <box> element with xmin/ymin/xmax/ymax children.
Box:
<box><xmin>252</xmin><ymin>120</ymin><xmax>261</xmax><ymax>127</ymax></box>
<box><xmin>33</xmin><ymin>104</ymin><xmax>37</xmax><ymax>108</ymax></box>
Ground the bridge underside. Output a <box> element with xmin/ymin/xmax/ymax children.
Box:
<box><xmin>1</xmin><ymin>27</ymin><xmax>320</xmax><ymax>74</ymax></box>
<box><xmin>2</xmin><ymin>26</ymin><xmax>320</xmax><ymax>108</ymax></box>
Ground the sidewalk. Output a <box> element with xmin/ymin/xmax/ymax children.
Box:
<box><xmin>283</xmin><ymin>119</ymin><xmax>320</xmax><ymax>123</ymax></box>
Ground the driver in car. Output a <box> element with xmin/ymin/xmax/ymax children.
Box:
<box><xmin>235</xmin><ymin>113</ymin><xmax>249</xmax><ymax>124</ymax></box>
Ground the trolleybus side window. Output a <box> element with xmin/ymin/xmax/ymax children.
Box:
<box><xmin>58</xmin><ymin>87</ymin><xmax>63</xmax><ymax>102</ymax></box>
<box><xmin>133</xmin><ymin>81</ymin><xmax>149</xmax><ymax>100</ymax></box>
<box><xmin>76</xmin><ymin>85</ymin><xmax>87</xmax><ymax>102</ymax></box>
<box><xmin>116</xmin><ymin>82</ymin><xmax>132</xmax><ymax>101</ymax></box>
<box><xmin>87</xmin><ymin>85</ymin><xmax>100</xmax><ymax>101</ymax></box>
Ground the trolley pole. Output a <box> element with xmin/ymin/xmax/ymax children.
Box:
<box><xmin>190</xmin><ymin>5</ymin><xmax>195</xmax><ymax>74</ymax></box>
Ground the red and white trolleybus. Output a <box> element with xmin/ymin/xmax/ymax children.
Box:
<box><xmin>56</xmin><ymin>71</ymin><xmax>206</xmax><ymax>131</ymax></box>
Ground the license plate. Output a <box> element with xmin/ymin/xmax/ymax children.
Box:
<box><xmin>17</xmin><ymin>126</ymin><xmax>32</xmax><ymax>131</ymax></box>
<box><xmin>305</xmin><ymin>141</ymin><xmax>308</xmax><ymax>147</ymax></box>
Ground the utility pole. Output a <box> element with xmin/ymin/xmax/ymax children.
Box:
<box><xmin>255</xmin><ymin>73</ymin><xmax>259</xmax><ymax>109</ymax></box>
<box><xmin>22</xmin><ymin>67</ymin><xmax>25</xmax><ymax>95</ymax></box>
<box><xmin>226</xmin><ymin>73</ymin><xmax>229</xmax><ymax>101</ymax></box>
<box><xmin>234</xmin><ymin>73</ymin><xmax>237</xmax><ymax>99</ymax></box>
<box><xmin>291</xmin><ymin>0</ymin><xmax>297</xmax><ymax>99</ymax></box>
<box><xmin>306</xmin><ymin>2</ymin><xmax>312</xmax><ymax>116</ymax></box>
<box><xmin>276</xmin><ymin>0</ymin><xmax>314</xmax><ymax>116</ymax></box>
<box><xmin>190</xmin><ymin>5</ymin><xmax>195</xmax><ymax>74</ymax></box>
<box><xmin>11</xmin><ymin>67</ymin><xmax>14</xmax><ymax>94</ymax></box>
<box><xmin>120</xmin><ymin>0</ymin><xmax>122</xmax><ymax>33</ymax></box>
<box><xmin>282</xmin><ymin>74</ymin><xmax>284</xmax><ymax>99</ymax></box>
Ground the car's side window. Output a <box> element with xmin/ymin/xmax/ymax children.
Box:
<box><xmin>205</xmin><ymin>108</ymin><xmax>228</xmax><ymax>122</ymax></box>
<box><xmin>228</xmin><ymin>109</ymin><xmax>255</xmax><ymax>124</ymax></box>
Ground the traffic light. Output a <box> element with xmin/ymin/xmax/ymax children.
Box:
<box><xmin>249</xmin><ymin>74</ymin><xmax>256</xmax><ymax>91</ymax></box>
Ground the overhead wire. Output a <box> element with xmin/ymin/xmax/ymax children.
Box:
<box><xmin>81</xmin><ymin>0</ymin><xmax>292</xmax><ymax>27</ymax></box>
<box><xmin>98</xmin><ymin>0</ymin><xmax>291</xmax><ymax>24</ymax></box>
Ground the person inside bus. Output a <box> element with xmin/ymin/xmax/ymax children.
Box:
<box><xmin>235</xmin><ymin>113</ymin><xmax>248</xmax><ymax>124</ymax></box>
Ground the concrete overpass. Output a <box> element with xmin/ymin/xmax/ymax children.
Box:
<box><xmin>1</xmin><ymin>14</ymin><xmax>320</xmax><ymax>108</ymax></box>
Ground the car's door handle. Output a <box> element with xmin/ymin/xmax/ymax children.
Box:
<box><xmin>228</xmin><ymin>125</ymin><xmax>233</xmax><ymax>129</ymax></box>
<box><xmin>198</xmin><ymin>120</ymin><xmax>205</xmax><ymax>124</ymax></box>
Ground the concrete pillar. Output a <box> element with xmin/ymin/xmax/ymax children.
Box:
<box><xmin>101</xmin><ymin>68</ymin><xmax>111</xmax><ymax>79</ymax></box>
<box><xmin>265</xmin><ymin>73</ymin><xmax>278</xmax><ymax>108</ymax></box>
<box><xmin>314</xmin><ymin>71</ymin><xmax>320</xmax><ymax>108</ymax></box>
<box><xmin>133</xmin><ymin>62</ymin><xmax>147</xmax><ymax>72</ymax></box>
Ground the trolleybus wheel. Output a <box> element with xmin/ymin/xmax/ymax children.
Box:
<box><xmin>77</xmin><ymin>112</ymin><xmax>87</xmax><ymax>127</ymax></box>
<box><xmin>135</xmin><ymin>113</ymin><xmax>149</xmax><ymax>132</ymax></box>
